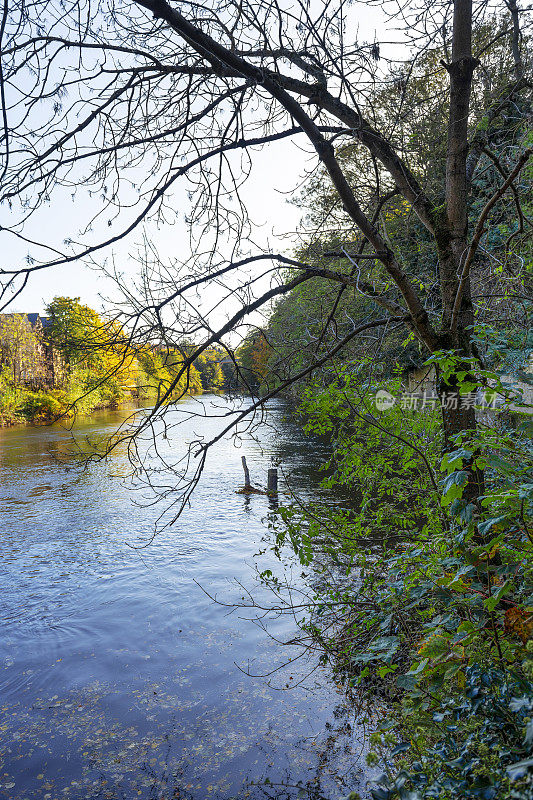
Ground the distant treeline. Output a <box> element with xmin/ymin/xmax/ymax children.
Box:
<box><xmin>0</xmin><ymin>297</ymin><xmax>231</xmax><ymax>424</ymax></box>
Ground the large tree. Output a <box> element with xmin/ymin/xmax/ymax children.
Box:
<box><xmin>1</xmin><ymin>0</ymin><xmax>531</xmax><ymax>509</ymax></box>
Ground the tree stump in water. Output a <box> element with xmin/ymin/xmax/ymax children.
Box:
<box><xmin>236</xmin><ymin>456</ymin><xmax>265</xmax><ymax>494</ymax></box>
<box><xmin>241</xmin><ymin>456</ymin><xmax>251</xmax><ymax>489</ymax></box>
<box><xmin>267</xmin><ymin>468</ymin><xmax>278</xmax><ymax>495</ymax></box>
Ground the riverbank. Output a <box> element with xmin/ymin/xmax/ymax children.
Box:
<box><xmin>0</xmin><ymin>297</ymin><xmax>229</xmax><ymax>428</ymax></box>
<box><xmin>0</xmin><ymin>382</ymin><xmax>225</xmax><ymax>427</ymax></box>
<box><xmin>261</xmin><ymin>367</ymin><xmax>533</xmax><ymax>800</ymax></box>
<box><xmin>2</xmin><ymin>368</ymin><xmax>532</xmax><ymax>799</ymax></box>
<box><xmin>0</xmin><ymin>384</ymin><xmax>125</xmax><ymax>427</ymax></box>
<box><xmin>0</xmin><ymin>385</ymin><xmax>154</xmax><ymax>427</ymax></box>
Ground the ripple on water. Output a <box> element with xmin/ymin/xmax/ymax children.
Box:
<box><xmin>0</xmin><ymin>397</ymin><xmax>370</xmax><ymax>800</ymax></box>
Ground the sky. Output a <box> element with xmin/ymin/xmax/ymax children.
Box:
<box><xmin>1</xmin><ymin>1</ymin><xmax>396</xmax><ymax>319</ymax></box>
<box><xmin>3</xmin><ymin>139</ymin><xmax>311</xmax><ymax>314</ymax></box>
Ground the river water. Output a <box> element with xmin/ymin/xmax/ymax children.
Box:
<box><xmin>0</xmin><ymin>395</ymin><xmax>369</xmax><ymax>800</ymax></box>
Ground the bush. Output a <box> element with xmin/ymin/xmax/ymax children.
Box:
<box><xmin>369</xmin><ymin>659</ymin><xmax>533</xmax><ymax>799</ymax></box>
<box><xmin>263</xmin><ymin>342</ymin><xmax>533</xmax><ymax>800</ymax></box>
<box><xmin>16</xmin><ymin>390</ymin><xmax>64</xmax><ymax>422</ymax></box>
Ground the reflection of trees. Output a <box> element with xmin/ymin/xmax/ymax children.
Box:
<box><xmin>0</xmin><ymin>408</ymin><xmax>133</xmax><ymax>473</ymax></box>
<box><xmin>241</xmin><ymin>702</ymin><xmax>367</xmax><ymax>800</ymax></box>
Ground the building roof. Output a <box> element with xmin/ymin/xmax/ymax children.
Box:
<box><xmin>26</xmin><ymin>313</ymin><xmax>51</xmax><ymax>329</ymax></box>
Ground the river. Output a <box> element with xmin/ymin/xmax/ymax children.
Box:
<box><xmin>0</xmin><ymin>395</ymin><xmax>369</xmax><ymax>800</ymax></box>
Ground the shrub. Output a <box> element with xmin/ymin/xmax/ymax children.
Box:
<box><xmin>16</xmin><ymin>390</ymin><xmax>64</xmax><ymax>422</ymax></box>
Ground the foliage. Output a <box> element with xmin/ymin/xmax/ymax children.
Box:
<box><xmin>15</xmin><ymin>390</ymin><xmax>64</xmax><ymax>422</ymax></box>
<box><xmin>240</xmin><ymin>16</ymin><xmax>532</xmax><ymax>399</ymax></box>
<box><xmin>263</xmin><ymin>334</ymin><xmax>533</xmax><ymax>800</ymax></box>
<box><xmin>0</xmin><ymin>299</ymin><xmax>210</xmax><ymax>424</ymax></box>
<box><xmin>40</xmin><ymin>297</ymin><xmax>142</xmax><ymax>415</ymax></box>
<box><xmin>46</xmin><ymin>297</ymin><xmax>105</xmax><ymax>366</ymax></box>
<box><xmin>0</xmin><ymin>314</ymin><xmax>41</xmax><ymax>384</ymax></box>
<box><xmin>192</xmin><ymin>347</ymin><xmax>225</xmax><ymax>391</ymax></box>
<box><xmin>236</xmin><ymin>331</ymin><xmax>272</xmax><ymax>391</ymax></box>
<box><xmin>136</xmin><ymin>347</ymin><xmax>203</xmax><ymax>399</ymax></box>
<box><xmin>366</xmin><ymin>661</ymin><xmax>533</xmax><ymax>800</ymax></box>
<box><xmin>298</xmin><ymin>361</ymin><xmax>442</xmax><ymax>542</ymax></box>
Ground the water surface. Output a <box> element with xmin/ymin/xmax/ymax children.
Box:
<box><xmin>0</xmin><ymin>395</ymin><xmax>368</xmax><ymax>800</ymax></box>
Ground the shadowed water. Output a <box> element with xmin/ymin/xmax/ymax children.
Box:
<box><xmin>0</xmin><ymin>395</ymin><xmax>368</xmax><ymax>800</ymax></box>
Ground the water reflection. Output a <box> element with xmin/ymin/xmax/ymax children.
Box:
<box><xmin>0</xmin><ymin>396</ymin><xmax>368</xmax><ymax>799</ymax></box>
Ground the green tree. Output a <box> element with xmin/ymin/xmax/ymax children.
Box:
<box><xmin>193</xmin><ymin>348</ymin><xmax>225</xmax><ymax>390</ymax></box>
<box><xmin>45</xmin><ymin>297</ymin><xmax>106</xmax><ymax>367</ymax></box>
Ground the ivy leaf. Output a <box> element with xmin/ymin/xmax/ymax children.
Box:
<box><xmin>370</xmin><ymin>788</ymin><xmax>391</xmax><ymax>800</ymax></box>
<box><xmin>510</xmin><ymin>696</ymin><xmax>531</xmax><ymax>712</ymax></box>
<box><xmin>377</xmin><ymin>664</ymin><xmax>398</xmax><ymax>678</ymax></box>
<box><xmin>391</xmin><ymin>742</ymin><xmax>410</xmax><ymax>756</ymax></box>
<box><xmin>407</xmin><ymin>658</ymin><xmax>429</xmax><ymax>676</ymax></box>
<box><xmin>396</xmin><ymin>674</ymin><xmax>417</xmax><ymax>691</ymax></box>
<box><xmin>507</xmin><ymin>757</ymin><xmax>533</xmax><ymax>780</ymax></box>
<box><xmin>524</xmin><ymin>720</ymin><xmax>533</xmax><ymax>747</ymax></box>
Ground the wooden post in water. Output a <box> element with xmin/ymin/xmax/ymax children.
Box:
<box><xmin>241</xmin><ymin>456</ymin><xmax>252</xmax><ymax>490</ymax></box>
<box><xmin>267</xmin><ymin>468</ymin><xmax>278</xmax><ymax>495</ymax></box>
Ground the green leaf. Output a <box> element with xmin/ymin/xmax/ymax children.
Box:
<box><xmin>483</xmin><ymin>580</ymin><xmax>513</xmax><ymax>612</ymax></box>
<box><xmin>407</xmin><ymin>658</ymin><xmax>429</xmax><ymax>676</ymax></box>
<box><xmin>377</xmin><ymin>664</ymin><xmax>398</xmax><ymax>678</ymax></box>
<box><xmin>477</xmin><ymin>516</ymin><xmax>508</xmax><ymax>537</ymax></box>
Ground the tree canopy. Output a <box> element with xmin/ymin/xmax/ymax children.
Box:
<box><xmin>0</xmin><ymin>0</ymin><xmax>531</xmax><ymax>505</ymax></box>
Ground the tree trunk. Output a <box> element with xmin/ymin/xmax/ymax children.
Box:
<box><xmin>437</xmin><ymin>0</ymin><xmax>484</xmax><ymax>505</ymax></box>
<box><xmin>438</xmin><ymin>374</ymin><xmax>485</xmax><ymax>504</ymax></box>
